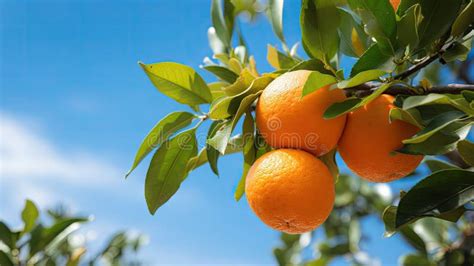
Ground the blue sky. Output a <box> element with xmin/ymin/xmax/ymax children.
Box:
<box><xmin>0</xmin><ymin>0</ymin><xmax>448</xmax><ymax>264</ymax></box>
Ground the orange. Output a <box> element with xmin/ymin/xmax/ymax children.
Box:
<box><xmin>390</xmin><ymin>0</ymin><xmax>400</xmax><ymax>10</ymax></box>
<box><xmin>245</xmin><ymin>149</ymin><xmax>335</xmax><ymax>234</ymax></box>
<box><xmin>256</xmin><ymin>70</ymin><xmax>347</xmax><ymax>156</ymax></box>
<box><xmin>338</xmin><ymin>95</ymin><xmax>423</xmax><ymax>183</ymax></box>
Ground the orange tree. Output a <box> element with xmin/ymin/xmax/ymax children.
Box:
<box><xmin>125</xmin><ymin>0</ymin><xmax>474</xmax><ymax>264</ymax></box>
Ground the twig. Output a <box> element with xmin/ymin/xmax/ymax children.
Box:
<box><xmin>345</xmin><ymin>83</ymin><xmax>474</xmax><ymax>97</ymax></box>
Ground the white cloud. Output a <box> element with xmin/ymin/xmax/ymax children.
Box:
<box><xmin>0</xmin><ymin>112</ymin><xmax>144</xmax><ymax>221</ymax></box>
<box><xmin>0</xmin><ymin>112</ymin><xmax>120</xmax><ymax>185</ymax></box>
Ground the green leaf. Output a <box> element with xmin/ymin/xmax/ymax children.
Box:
<box><xmin>21</xmin><ymin>199</ymin><xmax>39</xmax><ymax>235</ymax></box>
<box><xmin>0</xmin><ymin>251</ymin><xmax>13</xmax><ymax>266</ymax></box>
<box><xmin>395</xmin><ymin>169</ymin><xmax>474</xmax><ymax>228</ymax></box>
<box><xmin>389</xmin><ymin>108</ymin><xmax>423</xmax><ymax>128</ymax></box>
<box><xmin>203</xmin><ymin>65</ymin><xmax>239</xmax><ymax>83</ymax></box>
<box><xmin>399</xmin><ymin>122</ymin><xmax>471</xmax><ymax>155</ymax></box>
<box><xmin>302</xmin><ymin>71</ymin><xmax>337</xmax><ymax>96</ymax></box>
<box><xmin>403</xmin><ymin>0</ymin><xmax>463</xmax><ymax>50</ymax></box>
<box><xmin>452</xmin><ymin>0</ymin><xmax>474</xmax><ymax>37</ymax></box>
<box><xmin>382</xmin><ymin>206</ymin><xmax>398</xmax><ymax>237</ymax></box>
<box><xmin>207</xmin><ymin>121</ymin><xmax>233</xmax><ymax>154</ymax></box>
<box><xmin>400</xmin><ymin>254</ymin><xmax>434</xmax><ymax>266</ymax></box>
<box><xmin>350</xmin><ymin>43</ymin><xmax>394</xmax><ymax>77</ymax></box>
<box><xmin>145</xmin><ymin>129</ymin><xmax>198</xmax><ymax>214</ymax></box>
<box><xmin>337</xmin><ymin>69</ymin><xmax>386</xmax><ymax>89</ymax></box>
<box><xmin>211</xmin><ymin>0</ymin><xmax>231</xmax><ymax>48</ymax></box>
<box><xmin>301</xmin><ymin>0</ymin><xmax>340</xmax><ymax>62</ymax></box>
<box><xmin>424</xmin><ymin>159</ymin><xmax>458</xmax><ymax>173</ymax></box>
<box><xmin>29</xmin><ymin>218</ymin><xmax>89</xmax><ymax>257</ymax></box>
<box><xmin>320</xmin><ymin>149</ymin><xmax>339</xmax><ymax>181</ymax></box>
<box><xmin>402</xmin><ymin>111</ymin><xmax>466</xmax><ymax>144</ymax></box>
<box><xmin>338</xmin><ymin>7</ymin><xmax>369</xmax><ymax>57</ymax></box>
<box><xmin>208</xmin><ymin>82</ymin><xmax>228</xmax><ymax>100</ymax></box>
<box><xmin>186</xmin><ymin>134</ymin><xmax>243</xmax><ymax>172</ymax></box>
<box><xmin>267</xmin><ymin>0</ymin><xmax>286</xmax><ymax>46</ymax></box>
<box><xmin>140</xmin><ymin>62</ymin><xmax>212</xmax><ymax>105</ymax></box>
<box><xmin>206</xmin><ymin>121</ymin><xmax>223</xmax><ymax>176</ymax></box>
<box><xmin>127</xmin><ymin>112</ymin><xmax>196</xmax><ymax>177</ymax></box>
<box><xmin>462</xmin><ymin>90</ymin><xmax>474</xmax><ymax>102</ymax></box>
<box><xmin>267</xmin><ymin>45</ymin><xmax>299</xmax><ymax>70</ymax></box>
<box><xmin>457</xmin><ymin>140</ymin><xmax>474</xmax><ymax>166</ymax></box>
<box><xmin>324</xmin><ymin>98</ymin><xmax>361</xmax><ymax>119</ymax></box>
<box><xmin>0</xmin><ymin>222</ymin><xmax>15</xmax><ymax>250</ymax></box>
<box><xmin>235</xmin><ymin>113</ymin><xmax>256</xmax><ymax>201</ymax></box>
<box><xmin>348</xmin><ymin>0</ymin><xmax>397</xmax><ymax>55</ymax></box>
<box><xmin>324</xmin><ymin>82</ymin><xmax>393</xmax><ymax>119</ymax></box>
<box><xmin>397</xmin><ymin>4</ymin><xmax>422</xmax><ymax>50</ymax></box>
<box><xmin>209</xmin><ymin>74</ymin><xmax>272</xmax><ymax>120</ymax></box>
<box><xmin>289</xmin><ymin>59</ymin><xmax>333</xmax><ymax>75</ymax></box>
<box><xmin>442</xmin><ymin>41</ymin><xmax>471</xmax><ymax>62</ymax></box>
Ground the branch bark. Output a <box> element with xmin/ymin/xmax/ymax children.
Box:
<box><xmin>345</xmin><ymin>83</ymin><xmax>474</xmax><ymax>97</ymax></box>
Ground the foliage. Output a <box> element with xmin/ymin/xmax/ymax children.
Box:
<box><xmin>0</xmin><ymin>200</ymin><xmax>146</xmax><ymax>266</ymax></box>
<box><xmin>127</xmin><ymin>0</ymin><xmax>474</xmax><ymax>264</ymax></box>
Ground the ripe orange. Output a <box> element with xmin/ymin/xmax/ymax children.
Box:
<box><xmin>390</xmin><ymin>0</ymin><xmax>400</xmax><ymax>10</ymax></box>
<box><xmin>338</xmin><ymin>95</ymin><xmax>423</xmax><ymax>182</ymax></box>
<box><xmin>256</xmin><ymin>70</ymin><xmax>347</xmax><ymax>156</ymax></box>
<box><xmin>245</xmin><ymin>149</ymin><xmax>335</xmax><ymax>234</ymax></box>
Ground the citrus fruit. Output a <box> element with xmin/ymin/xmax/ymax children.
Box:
<box><xmin>256</xmin><ymin>70</ymin><xmax>347</xmax><ymax>156</ymax></box>
<box><xmin>338</xmin><ymin>95</ymin><xmax>423</xmax><ymax>182</ymax></box>
<box><xmin>245</xmin><ymin>149</ymin><xmax>335</xmax><ymax>234</ymax></box>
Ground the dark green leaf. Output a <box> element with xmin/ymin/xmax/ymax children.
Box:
<box><xmin>442</xmin><ymin>42</ymin><xmax>471</xmax><ymax>62</ymax></box>
<box><xmin>323</xmin><ymin>98</ymin><xmax>361</xmax><ymax>119</ymax></box>
<box><xmin>140</xmin><ymin>62</ymin><xmax>212</xmax><ymax>105</ymax></box>
<box><xmin>235</xmin><ymin>113</ymin><xmax>256</xmax><ymax>201</ymax></box>
<box><xmin>389</xmin><ymin>108</ymin><xmax>423</xmax><ymax>128</ymax></box>
<box><xmin>338</xmin><ymin>7</ymin><xmax>369</xmax><ymax>57</ymax></box>
<box><xmin>302</xmin><ymin>71</ymin><xmax>337</xmax><ymax>96</ymax></box>
<box><xmin>203</xmin><ymin>65</ymin><xmax>239</xmax><ymax>83</ymax></box>
<box><xmin>396</xmin><ymin>169</ymin><xmax>474</xmax><ymax>227</ymax></box>
<box><xmin>301</xmin><ymin>0</ymin><xmax>340</xmax><ymax>61</ymax></box>
<box><xmin>397</xmin><ymin>4</ymin><xmax>422</xmax><ymax>50</ymax></box>
<box><xmin>457</xmin><ymin>140</ymin><xmax>474</xmax><ymax>166</ymax></box>
<box><xmin>348</xmin><ymin>0</ymin><xmax>397</xmax><ymax>55</ymax></box>
<box><xmin>21</xmin><ymin>199</ymin><xmax>39</xmax><ymax>235</ymax></box>
<box><xmin>402</xmin><ymin>111</ymin><xmax>466</xmax><ymax>144</ymax></box>
<box><xmin>452</xmin><ymin>0</ymin><xmax>474</xmax><ymax>37</ymax></box>
<box><xmin>206</xmin><ymin>121</ymin><xmax>223</xmax><ymax>176</ymax></box>
<box><xmin>399</xmin><ymin>122</ymin><xmax>470</xmax><ymax>155</ymax></box>
<box><xmin>0</xmin><ymin>222</ymin><xmax>15</xmax><ymax>249</ymax></box>
<box><xmin>400</xmin><ymin>254</ymin><xmax>433</xmax><ymax>266</ymax></box>
<box><xmin>324</xmin><ymin>82</ymin><xmax>392</xmax><ymax>119</ymax></box>
<box><xmin>127</xmin><ymin>112</ymin><xmax>196</xmax><ymax>177</ymax></box>
<box><xmin>0</xmin><ymin>251</ymin><xmax>14</xmax><ymax>266</ymax></box>
<box><xmin>424</xmin><ymin>159</ymin><xmax>458</xmax><ymax>173</ymax></box>
<box><xmin>350</xmin><ymin>43</ymin><xmax>393</xmax><ymax>77</ymax></box>
<box><xmin>402</xmin><ymin>0</ymin><xmax>463</xmax><ymax>50</ymax></box>
<box><xmin>145</xmin><ymin>129</ymin><xmax>198</xmax><ymax>214</ymax></box>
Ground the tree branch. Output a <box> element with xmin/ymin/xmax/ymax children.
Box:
<box><xmin>345</xmin><ymin>83</ymin><xmax>474</xmax><ymax>97</ymax></box>
<box><xmin>393</xmin><ymin>53</ymin><xmax>441</xmax><ymax>80</ymax></box>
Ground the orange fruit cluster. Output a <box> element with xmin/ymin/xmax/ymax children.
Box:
<box><xmin>245</xmin><ymin>70</ymin><xmax>422</xmax><ymax>234</ymax></box>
